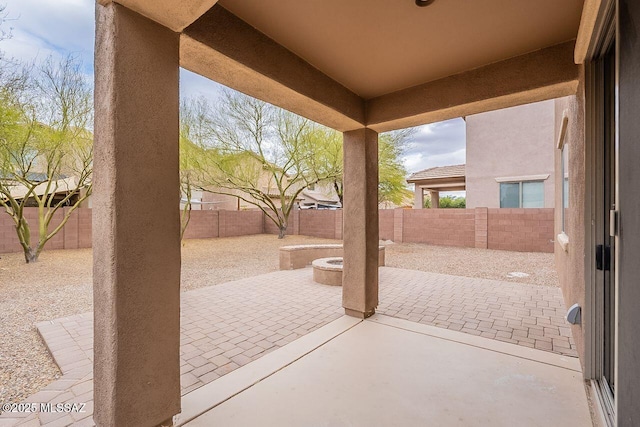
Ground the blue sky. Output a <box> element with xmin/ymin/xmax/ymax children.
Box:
<box><xmin>1</xmin><ymin>0</ymin><xmax>466</xmax><ymax>175</ymax></box>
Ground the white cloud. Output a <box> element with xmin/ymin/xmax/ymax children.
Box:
<box><xmin>402</xmin><ymin>118</ymin><xmax>466</xmax><ymax>173</ymax></box>
<box><xmin>2</xmin><ymin>0</ymin><xmax>94</xmax><ymax>67</ymax></box>
<box><xmin>0</xmin><ymin>0</ymin><xmax>225</xmax><ymax>102</ymax></box>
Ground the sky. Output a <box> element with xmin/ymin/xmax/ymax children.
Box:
<box><xmin>1</xmin><ymin>0</ymin><xmax>467</xmax><ymax>178</ymax></box>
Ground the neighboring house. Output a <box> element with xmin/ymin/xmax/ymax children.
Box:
<box><xmin>180</xmin><ymin>190</ymin><xmax>232</xmax><ymax>210</ymax></box>
<box><xmin>298</xmin><ymin>185</ymin><xmax>341</xmax><ymax>210</ymax></box>
<box><xmin>181</xmin><ymin>155</ymin><xmax>307</xmax><ymax>211</ymax></box>
<box><xmin>182</xmin><ymin>185</ymin><xmax>305</xmax><ymax>211</ymax></box>
<box><xmin>407</xmin><ymin>164</ymin><xmax>465</xmax><ymax>208</ymax></box>
<box><xmin>181</xmin><ymin>154</ymin><xmax>340</xmax><ymax>211</ymax></box>
<box><xmin>466</xmin><ymin>99</ymin><xmax>556</xmax><ymax>209</ymax></box>
<box><xmin>409</xmin><ymin>100</ymin><xmax>556</xmax><ymax>209</ymax></box>
<box><xmin>1</xmin><ymin>173</ymin><xmax>90</xmax><ymax>208</ymax></box>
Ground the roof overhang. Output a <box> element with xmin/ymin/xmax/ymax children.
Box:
<box><xmin>409</xmin><ymin>176</ymin><xmax>466</xmax><ymax>192</ymax></box>
<box><xmin>4</xmin><ymin>177</ymin><xmax>80</xmax><ymax>201</ymax></box>
<box><xmin>100</xmin><ymin>0</ymin><xmax>588</xmax><ymax>132</ymax></box>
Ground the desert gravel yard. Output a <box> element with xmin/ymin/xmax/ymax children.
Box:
<box><xmin>0</xmin><ymin>234</ymin><xmax>557</xmax><ymax>404</ymax></box>
<box><xmin>384</xmin><ymin>242</ymin><xmax>558</xmax><ymax>287</ymax></box>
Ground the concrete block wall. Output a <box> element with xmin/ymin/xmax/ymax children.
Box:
<box><xmin>487</xmin><ymin>208</ymin><xmax>554</xmax><ymax>252</ymax></box>
<box><xmin>44</xmin><ymin>210</ymin><xmax>68</xmax><ymax>251</ymax></box>
<box><xmin>263</xmin><ymin>210</ymin><xmax>298</xmax><ymax>236</ymax></box>
<box><xmin>0</xmin><ymin>207</ymin><xmax>555</xmax><ymax>254</ymax></box>
<box><xmin>0</xmin><ymin>210</ymin><xmax>31</xmax><ymax>253</ymax></box>
<box><xmin>402</xmin><ymin>209</ymin><xmax>476</xmax><ymax>247</ymax></box>
<box><xmin>379</xmin><ymin>210</ymin><xmax>394</xmax><ymax>241</ymax></box>
<box><xmin>218</xmin><ymin>210</ymin><xmax>263</xmax><ymax>238</ymax></box>
<box><xmin>474</xmin><ymin>207</ymin><xmax>489</xmax><ymax>249</ymax></box>
<box><xmin>182</xmin><ymin>210</ymin><xmax>219</xmax><ymax>239</ymax></box>
<box><xmin>0</xmin><ymin>208</ymin><xmax>77</xmax><ymax>254</ymax></box>
<box><xmin>299</xmin><ymin>210</ymin><xmax>338</xmax><ymax>239</ymax></box>
<box><xmin>61</xmin><ymin>208</ymin><xmax>80</xmax><ymax>250</ymax></box>
<box><xmin>263</xmin><ymin>213</ymin><xmax>280</xmax><ymax>235</ymax></box>
<box><xmin>334</xmin><ymin>210</ymin><xmax>343</xmax><ymax>240</ymax></box>
<box><xmin>78</xmin><ymin>208</ymin><xmax>92</xmax><ymax>248</ymax></box>
<box><xmin>1</xmin><ymin>207</ymin><xmax>261</xmax><ymax>254</ymax></box>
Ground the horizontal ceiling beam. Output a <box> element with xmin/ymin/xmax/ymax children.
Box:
<box><xmin>366</xmin><ymin>41</ymin><xmax>580</xmax><ymax>132</ymax></box>
<box><xmin>97</xmin><ymin>0</ymin><xmax>219</xmax><ymax>31</ymax></box>
<box><xmin>181</xmin><ymin>5</ymin><xmax>366</xmax><ymax>132</ymax></box>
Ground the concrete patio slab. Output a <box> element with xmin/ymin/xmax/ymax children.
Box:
<box><xmin>186</xmin><ymin>314</ymin><xmax>591</xmax><ymax>427</ymax></box>
<box><xmin>1</xmin><ymin>267</ymin><xmax>577</xmax><ymax>426</ymax></box>
<box><xmin>176</xmin><ymin>315</ymin><xmax>361</xmax><ymax>425</ymax></box>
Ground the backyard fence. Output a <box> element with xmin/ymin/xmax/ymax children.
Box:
<box><xmin>0</xmin><ymin>207</ymin><xmax>554</xmax><ymax>255</ymax></box>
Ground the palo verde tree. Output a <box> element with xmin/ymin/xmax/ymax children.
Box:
<box><xmin>0</xmin><ymin>55</ymin><xmax>93</xmax><ymax>263</ymax></box>
<box><xmin>179</xmin><ymin>97</ymin><xmax>209</xmax><ymax>240</ymax></box>
<box><xmin>186</xmin><ymin>90</ymin><xmax>339</xmax><ymax>238</ymax></box>
<box><xmin>318</xmin><ymin>128</ymin><xmax>415</xmax><ymax>207</ymax></box>
<box><xmin>308</xmin><ymin>127</ymin><xmax>343</xmax><ymax>204</ymax></box>
<box><xmin>377</xmin><ymin>129</ymin><xmax>414</xmax><ymax>207</ymax></box>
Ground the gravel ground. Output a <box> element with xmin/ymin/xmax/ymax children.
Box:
<box><xmin>0</xmin><ymin>234</ymin><xmax>556</xmax><ymax>404</ymax></box>
<box><xmin>0</xmin><ymin>235</ymin><xmax>338</xmax><ymax>404</ymax></box>
<box><xmin>383</xmin><ymin>242</ymin><xmax>558</xmax><ymax>287</ymax></box>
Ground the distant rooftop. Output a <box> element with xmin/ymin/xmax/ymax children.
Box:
<box><xmin>302</xmin><ymin>188</ymin><xmax>340</xmax><ymax>204</ymax></box>
<box><xmin>407</xmin><ymin>164</ymin><xmax>465</xmax><ymax>183</ymax></box>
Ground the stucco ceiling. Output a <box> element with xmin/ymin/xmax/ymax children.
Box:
<box><xmin>217</xmin><ymin>0</ymin><xmax>584</xmax><ymax>99</ymax></box>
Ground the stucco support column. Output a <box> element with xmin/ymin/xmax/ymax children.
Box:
<box><xmin>414</xmin><ymin>186</ymin><xmax>424</xmax><ymax>209</ymax></box>
<box><xmin>430</xmin><ymin>191</ymin><xmax>440</xmax><ymax>209</ymax></box>
<box><xmin>94</xmin><ymin>3</ymin><xmax>180</xmax><ymax>426</ymax></box>
<box><xmin>342</xmin><ymin>128</ymin><xmax>379</xmax><ymax>318</ymax></box>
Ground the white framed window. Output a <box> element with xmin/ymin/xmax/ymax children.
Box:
<box><xmin>499</xmin><ymin>181</ymin><xmax>545</xmax><ymax>208</ymax></box>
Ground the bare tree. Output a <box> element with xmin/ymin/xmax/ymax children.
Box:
<box><xmin>0</xmin><ymin>55</ymin><xmax>93</xmax><ymax>263</ymax></box>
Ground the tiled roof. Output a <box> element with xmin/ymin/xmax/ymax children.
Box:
<box><xmin>302</xmin><ymin>189</ymin><xmax>340</xmax><ymax>203</ymax></box>
<box><xmin>407</xmin><ymin>164</ymin><xmax>465</xmax><ymax>182</ymax></box>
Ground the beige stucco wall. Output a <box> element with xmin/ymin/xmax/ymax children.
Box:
<box><xmin>466</xmin><ymin>100</ymin><xmax>556</xmax><ymax>209</ymax></box>
<box><xmin>553</xmin><ymin>84</ymin><xmax>586</xmax><ymax>367</ymax></box>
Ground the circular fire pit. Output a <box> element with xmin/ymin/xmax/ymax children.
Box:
<box><xmin>312</xmin><ymin>257</ymin><xmax>343</xmax><ymax>286</ymax></box>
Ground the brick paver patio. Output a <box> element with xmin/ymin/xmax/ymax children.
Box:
<box><xmin>1</xmin><ymin>267</ymin><xmax>575</xmax><ymax>426</ymax></box>
<box><xmin>378</xmin><ymin>268</ymin><xmax>575</xmax><ymax>355</ymax></box>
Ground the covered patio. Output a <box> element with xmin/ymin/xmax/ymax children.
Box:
<box><xmin>182</xmin><ymin>314</ymin><xmax>588</xmax><ymax>426</ymax></box>
<box><xmin>2</xmin><ymin>267</ymin><xmax>583</xmax><ymax>425</ymax></box>
<box><xmin>407</xmin><ymin>164</ymin><xmax>466</xmax><ymax>209</ymax></box>
<box><xmin>85</xmin><ymin>0</ymin><xmax>634</xmax><ymax>425</ymax></box>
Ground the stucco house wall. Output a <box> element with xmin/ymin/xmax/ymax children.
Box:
<box><xmin>466</xmin><ymin>100</ymin><xmax>556</xmax><ymax>209</ymax></box>
<box><xmin>553</xmin><ymin>89</ymin><xmax>586</xmax><ymax>366</ymax></box>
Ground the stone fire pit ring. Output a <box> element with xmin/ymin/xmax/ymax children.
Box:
<box><xmin>312</xmin><ymin>257</ymin><xmax>343</xmax><ymax>286</ymax></box>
